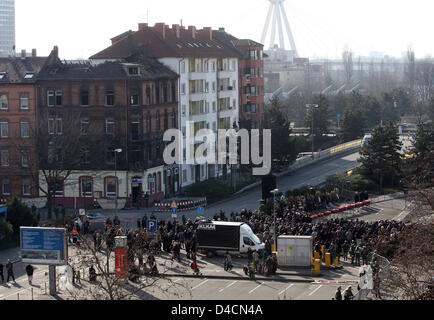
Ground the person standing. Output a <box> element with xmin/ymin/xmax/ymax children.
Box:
<box><xmin>25</xmin><ymin>264</ymin><xmax>34</xmax><ymax>285</ymax></box>
<box><xmin>344</xmin><ymin>286</ymin><xmax>354</xmax><ymax>300</ymax></box>
<box><xmin>335</xmin><ymin>286</ymin><xmax>342</xmax><ymax>300</ymax></box>
<box><xmin>6</xmin><ymin>259</ymin><xmax>15</xmax><ymax>282</ymax></box>
<box><xmin>0</xmin><ymin>262</ymin><xmax>4</xmax><ymax>283</ymax></box>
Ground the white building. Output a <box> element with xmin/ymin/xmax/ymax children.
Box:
<box><xmin>91</xmin><ymin>23</ymin><xmax>242</xmax><ymax>189</ymax></box>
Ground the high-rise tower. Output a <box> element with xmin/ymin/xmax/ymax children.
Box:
<box><xmin>0</xmin><ymin>0</ymin><xmax>15</xmax><ymax>57</ymax></box>
<box><xmin>261</xmin><ymin>0</ymin><xmax>298</xmax><ymax>57</ymax></box>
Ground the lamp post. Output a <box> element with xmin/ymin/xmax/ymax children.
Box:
<box><xmin>114</xmin><ymin>148</ymin><xmax>122</xmax><ymax>217</ymax></box>
<box><xmin>306</xmin><ymin>104</ymin><xmax>319</xmax><ymax>159</ymax></box>
<box><xmin>270</xmin><ymin>188</ymin><xmax>279</xmax><ymax>252</ymax></box>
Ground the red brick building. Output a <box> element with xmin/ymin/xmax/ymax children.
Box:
<box><xmin>0</xmin><ymin>51</ymin><xmax>46</xmax><ymax>202</ymax></box>
<box><xmin>35</xmin><ymin>47</ymin><xmax>179</xmax><ymax>208</ymax></box>
<box><xmin>213</xmin><ymin>30</ymin><xmax>265</xmax><ymax>129</ymax></box>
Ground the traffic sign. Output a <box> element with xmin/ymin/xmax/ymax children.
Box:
<box><xmin>147</xmin><ymin>219</ymin><xmax>157</xmax><ymax>233</ymax></box>
<box><xmin>172</xmin><ymin>208</ymin><xmax>177</xmax><ymax>218</ymax></box>
<box><xmin>171</xmin><ymin>200</ymin><xmax>178</xmax><ymax>209</ymax></box>
<box><xmin>198</xmin><ymin>207</ymin><xmax>205</xmax><ymax>214</ymax></box>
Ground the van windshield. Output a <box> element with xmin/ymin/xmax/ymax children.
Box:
<box><xmin>251</xmin><ymin>234</ymin><xmax>261</xmax><ymax>245</ymax></box>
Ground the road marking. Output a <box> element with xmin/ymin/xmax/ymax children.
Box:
<box><xmin>219</xmin><ymin>281</ymin><xmax>237</xmax><ymax>293</ymax></box>
<box><xmin>2</xmin><ymin>289</ymin><xmax>28</xmax><ymax>299</ymax></box>
<box><xmin>308</xmin><ymin>285</ymin><xmax>323</xmax><ymax>296</ymax></box>
<box><xmin>249</xmin><ymin>282</ymin><xmax>265</xmax><ymax>294</ymax></box>
<box><xmin>278</xmin><ymin>284</ymin><xmax>294</xmax><ymax>295</ymax></box>
<box><xmin>192</xmin><ymin>279</ymin><xmax>209</xmax><ymax>290</ymax></box>
<box><xmin>375</xmin><ymin>209</ymin><xmax>384</xmax><ymax>215</ymax></box>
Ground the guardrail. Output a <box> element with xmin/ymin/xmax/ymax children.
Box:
<box><xmin>234</xmin><ymin>139</ymin><xmax>362</xmax><ymax>195</ymax></box>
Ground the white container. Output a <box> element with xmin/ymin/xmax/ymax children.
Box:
<box><xmin>277</xmin><ymin>235</ymin><xmax>313</xmax><ymax>267</ymax></box>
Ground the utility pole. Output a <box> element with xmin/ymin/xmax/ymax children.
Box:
<box><xmin>306</xmin><ymin>104</ymin><xmax>319</xmax><ymax>158</ymax></box>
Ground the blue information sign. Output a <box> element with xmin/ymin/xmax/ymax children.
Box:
<box><xmin>20</xmin><ymin>227</ymin><xmax>67</xmax><ymax>265</ymax></box>
<box><xmin>198</xmin><ymin>207</ymin><xmax>205</xmax><ymax>214</ymax></box>
<box><xmin>147</xmin><ymin>219</ymin><xmax>157</xmax><ymax>233</ymax></box>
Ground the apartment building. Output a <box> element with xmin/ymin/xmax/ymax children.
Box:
<box><xmin>91</xmin><ymin>23</ymin><xmax>242</xmax><ymax>188</ymax></box>
<box><xmin>0</xmin><ymin>0</ymin><xmax>15</xmax><ymax>57</ymax></box>
<box><xmin>0</xmin><ymin>51</ymin><xmax>46</xmax><ymax>201</ymax></box>
<box><xmin>36</xmin><ymin>47</ymin><xmax>179</xmax><ymax>208</ymax></box>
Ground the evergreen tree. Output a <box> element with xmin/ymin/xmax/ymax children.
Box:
<box><xmin>6</xmin><ymin>197</ymin><xmax>37</xmax><ymax>234</ymax></box>
<box><xmin>264</xmin><ymin>95</ymin><xmax>297</xmax><ymax>162</ymax></box>
<box><xmin>305</xmin><ymin>94</ymin><xmax>331</xmax><ymax>137</ymax></box>
<box><xmin>359</xmin><ymin>121</ymin><xmax>403</xmax><ymax>190</ymax></box>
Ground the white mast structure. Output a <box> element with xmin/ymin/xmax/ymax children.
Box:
<box><xmin>261</xmin><ymin>0</ymin><xmax>298</xmax><ymax>57</ymax></box>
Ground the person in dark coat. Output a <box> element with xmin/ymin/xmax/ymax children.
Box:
<box><xmin>6</xmin><ymin>259</ymin><xmax>15</xmax><ymax>282</ymax></box>
<box><xmin>25</xmin><ymin>264</ymin><xmax>34</xmax><ymax>285</ymax></box>
<box><xmin>0</xmin><ymin>262</ymin><xmax>4</xmax><ymax>282</ymax></box>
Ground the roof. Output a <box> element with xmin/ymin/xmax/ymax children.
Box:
<box><xmin>0</xmin><ymin>56</ymin><xmax>47</xmax><ymax>84</ymax></box>
<box><xmin>90</xmin><ymin>25</ymin><xmax>243</xmax><ymax>60</ymax></box>
<box><xmin>38</xmin><ymin>49</ymin><xmax>178</xmax><ymax>81</ymax></box>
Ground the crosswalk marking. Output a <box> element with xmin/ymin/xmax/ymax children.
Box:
<box><xmin>278</xmin><ymin>284</ymin><xmax>294</xmax><ymax>295</ymax></box>
<box><xmin>219</xmin><ymin>281</ymin><xmax>237</xmax><ymax>293</ymax></box>
<box><xmin>191</xmin><ymin>279</ymin><xmax>209</xmax><ymax>290</ymax></box>
<box><xmin>308</xmin><ymin>285</ymin><xmax>323</xmax><ymax>296</ymax></box>
<box><xmin>248</xmin><ymin>282</ymin><xmax>265</xmax><ymax>294</ymax></box>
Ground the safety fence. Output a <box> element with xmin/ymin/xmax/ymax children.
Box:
<box><xmin>153</xmin><ymin>197</ymin><xmax>207</xmax><ymax>212</ymax></box>
<box><xmin>311</xmin><ymin>200</ymin><xmax>372</xmax><ymax>221</ymax></box>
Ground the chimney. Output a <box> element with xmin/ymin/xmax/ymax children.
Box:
<box><xmin>21</xmin><ymin>49</ymin><xmax>26</xmax><ymax>58</ymax></box>
<box><xmin>154</xmin><ymin>23</ymin><xmax>166</xmax><ymax>39</ymax></box>
<box><xmin>32</xmin><ymin>49</ymin><xmax>37</xmax><ymax>57</ymax></box>
<box><xmin>188</xmin><ymin>26</ymin><xmax>196</xmax><ymax>39</ymax></box>
<box><xmin>172</xmin><ymin>24</ymin><xmax>181</xmax><ymax>38</ymax></box>
<box><xmin>138</xmin><ymin>23</ymin><xmax>148</xmax><ymax>31</ymax></box>
<box><xmin>53</xmin><ymin>46</ymin><xmax>59</xmax><ymax>59</ymax></box>
<box><xmin>219</xmin><ymin>27</ymin><xmax>225</xmax><ymax>32</ymax></box>
<box><xmin>200</xmin><ymin>27</ymin><xmax>213</xmax><ymax>41</ymax></box>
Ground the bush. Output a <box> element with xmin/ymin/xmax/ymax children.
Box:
<box><xmin>326</xmin><ymin>173</ymin><xmax>376</xmax><ymax>192</ymax></box>
<box><xmin>186</xmin><ymin>179</ymin><xmax>234</xmax><ymax>204</ymax></box>
<box><xmin>6</xmin><ymin>197</ymin><xmax>37</xmax><ymax>234</ymax></box>
<box><xmin>0</xmin><ymin>217</ymin><xmax>13</xmax><ymax>241</ymax></box>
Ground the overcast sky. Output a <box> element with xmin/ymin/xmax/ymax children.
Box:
<box><xmin>15</xmin><ymin>0</ymin><xmax>433</xmax><ymax>60</ymax></box>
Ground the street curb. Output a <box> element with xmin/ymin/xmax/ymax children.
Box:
<box><xmin>161</xmin><ymin>273</ymin><xmax>315</xmax><ymax>283</ymax></box>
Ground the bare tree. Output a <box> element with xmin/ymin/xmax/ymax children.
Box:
<box><xmin>342</xmin><ymin>48</ymin><xmax>354</xmax><ymax>84</ymax></box>
<box><xmin>62</xmin><ymin>229</ymin><xmax>192</xmax><ymax>300</ymax></box>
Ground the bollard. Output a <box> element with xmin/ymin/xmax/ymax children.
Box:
<box><xmin>45</xmin><ymin>282</ymin><xmax>47</xmax><ymax>295</ymax></box>
<box><xmin>334</xmin><ymin>257</ymin><xmax>339</xmax><ymax>267</ymax></box>
<box><xmin>321</xmin><ymin>245</ymin><xmax>325</xmax><ymax>261</ymax></box>
<box><xmin>314</xmin><ymin>251</ymin><xmax>320</xmax><ymax>260</ymax></box>
<box><xmin>31</xmin><ymin>287</ymin><xmax>34</xmax><ymax>300</ymax></box>
<box><xmin>17</xmin><ymin>293</ymin><xmax>19</xmax><ymax>300</ymax></box>
<box><xmin>325</xmin><ymin>253</ymin><xmax>331</xmax><ymax>267</ymax></box>
<box><xmin>314</xmin><ymin>259</ymin><xmax>321</xmax><ymax>275</ymax></box>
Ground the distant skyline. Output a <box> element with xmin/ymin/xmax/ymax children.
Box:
<box><xmin>15</xmin><ymin>0</ymin><xmax>434</xmax><ymax>60</ymax></box>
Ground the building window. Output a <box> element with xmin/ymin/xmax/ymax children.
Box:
<box><xmin>21</xmin><ymin>150</ymin><xmax>30</xmax><ymax>168</ymax></box>
<box><xmin>54</xmin><ymin>179</ymin><xmax>64</xmax><ymax>197</ymax></box>
<box><xmin>2</xmin><ymin>179</ymin><xmax>10</xmax><ymax>195</ymax></box>
<box><xmin>47</xmin><ymin>90</ymin><xmax>55</xmax><ymax>106</ymax></box>
<box><xmin>20</xmin><ymin>93</ymin><xmax>29</xmax><ymax>109</ymax></box>
<box><xmin>80</xmin><ymin>177</ymin><xmax>93</xmax><ymax>198</ymax></box>
<box><xmin>80</xmin><ymin>90</ymin><xmax>89</xmax><ymax>106</ymax></box>
<box><xmin>0</xmin><ymin>95</ymin><xmax>8</xmax><ymax>110</ymax></box>
<box><xmin>181</xmin><ymin>61</ymin><xmax>186</xmax><ymax>73</ymax></box>
<box><xmin>106</xmin><ymin>177</ymin><xmax>118</xmax><ymax>198</ymax></box>
<box><xmin>181</xmin><ymin>105</ymin><xmax>186</xmax><ymax>116</ymax></box>
<box><xmin>145</xmin><ymin>87</ymin><xmax>152</xmax><ymax>105</ymax></box>
<box><xmin>106</xmin><ymin>119</ymin><xmax>115</xmax><ymax>135</ymax></box>
<box><xmin>21</xmin><ymin>122</ymin><xmax>30</xmax><ymax>138</ymax></box>
<box><xmin>130</xmin><ymin>93</ymin><xmax>139</xmax><ymax>106</ymax></box>
<box><xmin>212</xmin><ymin>81</ymin><xmax>216</xmax><ymax>92</ymax></box>
<box><xmin>55</xmin><ymin>91</ymin><xmax>63</xmax><ymax>106</ymax></box>
<box><xmin>131</xmin><ymin>120</ymin><xmax>140</xmax><ymax>141</ymax></box>
<box><xmin>128</xmin><ymin>67</ymin><xmax>139</xmax><ymax>75</ymax></box>
<box><xmin>1</xmin><ymin>150</ymin><xmax>9</xmax><ymax>167</ymax></box>
<box><xmin>48</xmin><ymin>118</ymin><xmax>55</xmax><ymax>135</ymax></box>
<box><xmin>212</xmin><ymin>102</ymin><xmax>216</xmax><ymax>112</ymax></box>
<box><xmin>182</xmin><ymin>170</ymin><xmax>187</xmax><ymax>183</ymax></box>
<box><xmin>0</xmin><ymin>122</ymin><xmax>8</xmax><ymax>138</ymax></box>
<box><xmin>181</xmin><ymin>83</ymin><xmax>186</xmax><ymax>95</ymax></box>
<box><xmin>105</xmin><ymin>90</ymin><xmax>115</xmax><ymax>106</ymax></box>
<box><xmin>22</xmin><ymin>178</ymin><xmax>31</xmax><ymax>196</ymax></box>
<box><xmin>24</xmin><ymin>73</ymin><xmax>34</xmax><ymax>79</ymax></box>
<box><xmin>56</xmin><ymin>117</ymin><xmax>63</xmax><ymax>135</ymax></box>
<box><xmin>201</xmin><ymin>165</ymin><xmax>205</xmax><ymax>178</ymax></box>
<box><xmin>190</xmin><ymin>166</ymin><xmax>194</xmax><ymax>181</ymax></box>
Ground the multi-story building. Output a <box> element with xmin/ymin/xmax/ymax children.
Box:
<box><xmin>36</xmin><ymin>46</ymin><xmax>179</xmax><ymax>208</ymax></box>
<box><xmin>91</xmin><ymin>23</ymin><xmax>242</xmax><ymax>188</ymax></box>
<box><xmin>0</xmin><ymin>0</ymin><xmax>15</xmax><ymax>57</ymax></box>
<box><xmin>213</xmin><ymin>29</ymin><xmax>265</xmax><ymax>129</ymax></box>
<box><xmin>0</xmin><ymin>50</ymin><xmax>46</xmax><ymax>202</ymax></box>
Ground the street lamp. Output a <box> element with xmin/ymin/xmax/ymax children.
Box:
<box><xmin>114</xmin><ymin>148</ymin><xmax>122</xmax><ymax>217</ymax></box>
<box><xmin>306</xmin><ymin>104</ymin><xmax>319</xmax><ymax>159</ymax></box>
<box><xmin>270</xmin><ymin>188</ymin><xmax>279</xmax><ymax>252</ymax></box>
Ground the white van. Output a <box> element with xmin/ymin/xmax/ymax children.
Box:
<box><xmin>362</xmin><ymin>134</ymin><xmax>372</xmax><ymax>146</ymax></box>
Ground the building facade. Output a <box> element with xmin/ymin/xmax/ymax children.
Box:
<box><xmin>0</xmin><ymin>0</ymin><xmax>15</xmax><ymax>57</ymax></box>
<box><xmin>91</xmin><ymin>23</ymin><xmax>242</xmax><ymax>188</ymax></box>
<box><xmin>0</xmin><ymin>52</ymin><xmax>46</xmax><ymax>202</ymax></box>
<box><xmin>36</xmin><ymin>47</ymin><xmax>179</xmax><ymax>209</ymax></box>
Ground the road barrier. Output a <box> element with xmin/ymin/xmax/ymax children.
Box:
<box><xmin>311</xmin><ymin>200</ymin><xmax>372</xmax><ymax>221</ymax></box>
